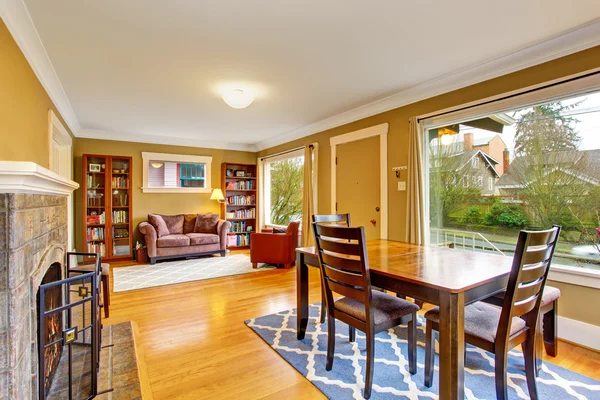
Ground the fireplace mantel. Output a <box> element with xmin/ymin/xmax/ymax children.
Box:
<box><xmin>0</xmin><ymin>161</ymin><xmax>79</xmax><ymax>195</ymax></box>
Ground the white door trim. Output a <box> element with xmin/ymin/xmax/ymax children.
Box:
<box><xmin>48</xmin><ymin>110</ymin><xmax>74</xmax><ymax>250</ymax></box>
<box><xmin>330</xmin><ymin>123</ymin><xmax>389</xmax><ymax>239</ymax></box>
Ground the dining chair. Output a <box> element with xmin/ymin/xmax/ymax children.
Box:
<box><xmin>482</xmin><ymin>285</ymin><xmax>561</xmax><ymax>373</ymax></box>
<box><xmin>312</xmin><ymin>222</ymin><xmax>420</xmax><ymax>399</ymax></box>
<box><xmin>423</xmin><ymin>226</ymin><xmax>561</xmax><ymax>400</ymax></box>
<box><xmin>312</xmin><ymin>214</ymin><xmax>351</xmax><ymax>322</ymax></box>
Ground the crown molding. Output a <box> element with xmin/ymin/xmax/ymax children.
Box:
<box><xmin>254</xmin><ymin>19</ymin><xmax>600</xmax><ymax>151</ymax></box>
<box><xmin>78</xmin><ymin>129</ymin><xmax>258</xmax><ymax>152</ymax></box>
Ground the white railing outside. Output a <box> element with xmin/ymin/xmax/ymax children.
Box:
<box><xmin>431</xmin><ymin>228</ymin><xmax>506</xmax><ymax>256</ymax></box>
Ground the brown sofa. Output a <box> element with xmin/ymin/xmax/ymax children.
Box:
<box><xmin>139</xmin><ymin>213</ymin><xmax>231</xmax><ymax>264</ymax></box>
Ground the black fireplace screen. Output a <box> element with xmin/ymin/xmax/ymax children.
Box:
<box><xmin>38</xmin><ymin>253</ymin><xmax>102</xmax><ymax>400</ymax></box>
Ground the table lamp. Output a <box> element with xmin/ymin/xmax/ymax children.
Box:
<box><xmin>210</xmin><ymin>188</ymin><xmax>226</xmax><ymax>203</ymax></box>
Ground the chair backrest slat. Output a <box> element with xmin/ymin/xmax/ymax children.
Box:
<box><xmin>498</xmin><ymin>225</ymin><xmax>561</xmax><ymax>344</ymax></box>
<box><xmin>322</xmin><ymin>252</ymin><xmax>363</xmax><ymax>273</ymax></box>
<box><xmin>312</xmin><ymin>222</ymin><xmax>371</xmax><ymax>320</ymax></box>
<box><xmin>521</xmin><ymin>244</ymin><xmax>554</xmax><ymax>267</ymax></box>
<box><xmin>312</xmin><ymin>213</ymin><xmax>351</xmax><ymax>226</ymax></box>
<box><xmin>318</xmin><ymin>238</ymin><xmax>362</xmax><ymax>256</ymax></box>
<box><xmin>323</xmin><ymin>264</ymin><xmax>364</xmax><ymax>287</ymax></box>
<box><xmin>514</xmin><ymin>277</ymin><xmax>545</xmax><ymax>303</ymax></box>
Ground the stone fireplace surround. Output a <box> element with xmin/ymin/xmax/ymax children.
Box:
<box><xmin>0</xmin><ymin>162</ymin><xmax>78</xmax><ymax>399</ymax></box>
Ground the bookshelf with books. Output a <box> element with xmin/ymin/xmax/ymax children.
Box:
<box><xmin>221</xmin><ymin>162</ymin><xmax>257</xmax><ymax>249</ymax></box>
<box><xmin>82</xmin><ymin>154</ymin><xmax>133</xmax><ymax>260</ymax></box>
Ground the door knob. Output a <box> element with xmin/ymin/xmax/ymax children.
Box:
<box><xmin>370</xmin><ymin>219</ymin><xmax>377</xmax><ymax>227</ymax></box>
<box><xmin>375</xmin><ymin>207</ymin><xmax>380</xmax><ymax>212</ymax></box>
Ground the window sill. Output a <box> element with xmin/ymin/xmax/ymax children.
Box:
<box><xmin>548</xmin><ymin>263</ymin><xmax>600</xmax><ymax>289</ymax></box>
<box><xmin>141</xmin><ymin>187</ymin><xmax>211</xmax><ymax>194</ymax></box>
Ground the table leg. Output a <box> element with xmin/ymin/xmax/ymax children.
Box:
<box><xmin>438</xmin><ymin>291</ymin><xmax>465</xmax><ymax>400</ymax></box>
<box><xmin>296</xmin><ymin>252</ymin><xmax>309</xmax><ymax>340</ymax></box>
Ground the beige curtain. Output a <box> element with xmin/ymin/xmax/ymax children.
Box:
<box><xmin>302</xmin><ymin>144</ymin><xmax>315</xmax><ymax>246</ymax></box>
<box><xmin>406</xmin><ymin>117</ymin><xmax>426</xmax><ymax>244</ymax></box>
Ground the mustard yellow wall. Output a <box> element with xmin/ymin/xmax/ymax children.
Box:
<box><xmin>73</xmin><ymin>138</ymin><xmax>256</xmax><ymax>250</ymax></box>
<box><xmin>0</xmin><ymin>18</ymin><xmax>73</xmax><ymax>168</ymax></box>
<box><xmin>258</xmin><ymin>45</ymin><xmax>600</xmax><ymax>326</ymax></box>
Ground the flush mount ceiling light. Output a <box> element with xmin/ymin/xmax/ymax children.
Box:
<box><xmin>222</xmin><ymin>89</ymin><xmax>254</xmax><ymax>109</ymax></box>
<box><xmin>151</xmin><ymin>162</ymin><xmax>164</xmax><ymax>168</ymax></box>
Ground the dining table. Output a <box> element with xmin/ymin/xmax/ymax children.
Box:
<box><xmin>295</xmin><ymin>239</ymin><xmax>514</xmax><ymax>400</ymax></box>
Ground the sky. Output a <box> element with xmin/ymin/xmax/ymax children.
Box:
<box><xmin>458</xmin><ymin>90</ymin><xmax>600</xmax><ymax>159</ymax></box>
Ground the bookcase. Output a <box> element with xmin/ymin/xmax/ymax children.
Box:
<box><xmin>82</xmin><ymin>154</ymin><xmax>133</xmax><ymax>260</ymax></box>
<box><xmin>221</xmin><ymin>162</ymin><xmax>257</xmax><ymax>249</ymax></box>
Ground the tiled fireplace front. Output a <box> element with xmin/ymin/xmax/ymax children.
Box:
<box><xmin>0</xmin><ymin>193</ymin><xmax>69</xmax><ymax>398</ymax></box>
<box><xmin>0</xmin><ymin>162</ymin><xmax>78</xmax><ymax>399</ymax></box>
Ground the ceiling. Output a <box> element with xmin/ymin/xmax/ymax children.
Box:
<box><xmin>14</xmin><ymin>1</ymin><xmax>600</xmax><ymax>150</ymax></box>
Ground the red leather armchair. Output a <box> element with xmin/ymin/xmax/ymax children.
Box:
<box><xmin>250</xmin><ymin>221</ymin><xmax>300</xmax><ymax>268</ymax></box>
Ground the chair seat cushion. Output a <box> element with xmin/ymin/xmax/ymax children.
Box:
<box><xmin>492</xmin><ymin>285</ymin><xmax>561</xmax><ymax>307</ymax></box>
<box><xmin>334</xmin><ymin>291</ymin><xmax>420</xmax><ymax>325</ymax></box>
<box><xmin>541</xmin><ymin>286</ymin><xmax>560</xmax><ymax>306</ymax></box>
<box><xmin>186</xmin><ymin>233</ymin><xmax>219</xmax><ymax>246</ymax></box>
<box><xmin>157</xmin><ymin>234</ymin><xmax>191</xmax><ymax>248</ymax></box>
<box><xmin>424</xmin><ymin>302</ymin><xmax>526</xmax><ymax>343</ymax></box>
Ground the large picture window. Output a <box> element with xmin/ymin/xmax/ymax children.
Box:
<box><xmin>142</xmin><ymin>152</ymin><xmax>212</xmax><ymax>193</ymax></box>
<box><xmin>426</xmin><ymin>90</ymin><xmax>600</xmax><ymax>272</ymax></box>
<box><xmin>262</xmin><ymin>150</ymin><xmax>304</xmax><ymax>226</ymax></box>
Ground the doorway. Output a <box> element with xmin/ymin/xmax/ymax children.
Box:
<box><xmin>330</xmin><ymin>123</ymin><xmax>388</xmax><ymax>239</ymax></box>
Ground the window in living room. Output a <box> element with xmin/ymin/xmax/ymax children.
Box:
<box><xmin>426</xmin><ymin>89</ymin><xmax>600</xmax><ymax>272</ymax></box>
<box><xmin>141</xmin><ymin>152</ymin><xmax>212</xmax><ymax>193</ymax></box>
<box><xmin>262</xmin><ymin>149</ymin><xmax>304</xmax><ymax>227</ymax></box>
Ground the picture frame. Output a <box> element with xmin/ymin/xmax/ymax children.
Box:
<box><xmin>234</xmin><ymin>170</ymin><xmax>245</xmax><ymax>177</ymax></box>
<box><xmin>89</xmin><ymin>163</ymin><xmax>101</xmax><ymax>172</ymax></box>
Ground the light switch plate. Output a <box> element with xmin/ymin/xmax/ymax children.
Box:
<box><xmin>398</xmin><ymin>181</ymin><xmax>406</xmax><ymax>191</ymax></box>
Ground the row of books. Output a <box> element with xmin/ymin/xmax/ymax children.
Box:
<box><xmin>226</xmin><ymin>208</ymin><xmax>256</xmax><ymax>219</ymax></box>
<box><xmin>86</xmin><ymin>212</ymin><xmax>106</xmax><ymax>225</ymax></box>
<box><xmin>228</xmin><ymin>233</ymin><xmax>251</xmax><ymax>247</ymax></box>
<box><xmin>113</xmin><ymin>210</ymin><xmax>129</xmax><ymax>224</ymax></box>
<box><xmin>230</xmin><ymin>221</ymin><xmax>253</xmax><ymax>233</ymax></box>
<box><xmin>226</xmin><ymin>180</ymin><xmax>254</xmax><ymax>190</ymax></box>
<box><xmin>112</xmin><ymin>176</ymin><xmax>129</xmax><ymax>188</ymax></box>
<box><xmin>227</xmin><ymin>195</ymin><xmax>256</xmax><ymax>205</ymax></box>
<box><xmin>86</xmin><ymin>175</ymin><xmax>103</xmax><ymax>188</ymax></box>
<box><xmin>86</xmin><ymin>227</ymin><xmax>105</xmax><ymax>241</ymax></box>
<box><xmin>87</xmin><ymin>242</ymin><xmax>106</xmax><ymax>257</ymax></box>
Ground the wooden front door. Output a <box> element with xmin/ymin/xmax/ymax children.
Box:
<box><xmin>336</xmin><ymin>136</ymin><xmax>380</xmax><ymax>239</ymax></box>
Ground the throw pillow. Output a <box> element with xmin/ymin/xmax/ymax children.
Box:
<box><xmin>160</xmin><ymin>214</ymin><xmax>185</xmax><ymax>235</ymax></box>
<box><xmin>273</xmin><ymin>227</ymin><xmax>287</xmax><ymax>234</ymax></box>
<box><xmin>194</xmin><ymin>213</ymin><xmax>219</xmax><ymax>234</ymax></box>
<box><xmin>183</xmin><ymin>214</ymin><xmax>197</xmax><ymax>234</ymax></box>
<box><xmin>148</xmin><ymin>214</ymin><xmax>170</xmax><ymax>238</ymax></box>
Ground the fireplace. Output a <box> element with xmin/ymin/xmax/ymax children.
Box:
<box><xmin>0</xmin><ymin>161</ymin><xmax>79</xmax><ymax>399</ymax></box>
<box><xmin>36</xmin><ymin>262</ymin><xmax>64</xmax><ymax>396</ymax></box>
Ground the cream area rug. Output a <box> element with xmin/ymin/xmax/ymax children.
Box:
<box><xmin>112</xmin><ymin>254</ymin><xmax>274</xmax><ymax>292</ymax></box>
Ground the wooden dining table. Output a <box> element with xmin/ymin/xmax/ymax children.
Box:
<box><xmin>296</xmin><ymin>239</ymin><xmax>514</xmax><ymax>400</ymax></box>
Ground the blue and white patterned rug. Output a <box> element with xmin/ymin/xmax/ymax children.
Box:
<box><xmin>245</xmin><ymin>304</ymin><xmax>600</xmax><ymax>399</ymax></box>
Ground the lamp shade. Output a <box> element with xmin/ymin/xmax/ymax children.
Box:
<box><xmin>210</xmin><ymin>188</ymin><xmax>225</xmax><ymax>201</ymax></box>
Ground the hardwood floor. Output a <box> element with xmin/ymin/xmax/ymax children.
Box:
<box><xmin>105</xmin><ymin>253</ymin><xmax>600</xmax><ymax>399</ymax></box>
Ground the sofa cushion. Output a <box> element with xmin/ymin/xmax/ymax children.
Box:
<box><xmin>157</xmin><ymin>234</ymin><xmax>191</xmax><ymax>248</ymax></box>
<box><xmin>194</xmin><ymin>213</ymin><xmax>219</xmax><ymax>234</ymax></box>
<box><xmin>183</xmin><ymin>214</ymin><xmax>197</xmax><ymax>234</ymax></box>
<box><xmin>159</xmin><ymin>214</ymin><xmax>184</xmax><ymax>234</ymax></box>
<box><xmin>148</xmin><ymin>214</ymin><xmax>170</xmax><ymax>238</ymax></box>
<box><xmin>186</xmin><ymin>233</ymin><xmax>219</xmax><ymax>246</ymax></box>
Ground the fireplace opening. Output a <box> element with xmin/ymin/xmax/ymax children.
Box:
<box><xmin>37</xmin><ymin>253</ymin><xmax>102</xmax><ymax>400</ymax></box>
<box><xmin>36</xmin><ymin>262</ymin><xmax>64</xmax><ymax>396</ymax></box>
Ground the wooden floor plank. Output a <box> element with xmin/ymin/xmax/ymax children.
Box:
<box><xmin>104</xmin><ymin>254</ymin><xmax>600</xmax><ymax>399</ymax></box>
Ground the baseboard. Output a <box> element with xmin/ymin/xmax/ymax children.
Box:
<box><xmin>558</xmin><ymin>316</ymin><xmax>600</xmax><ymax>351</ymax></box>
